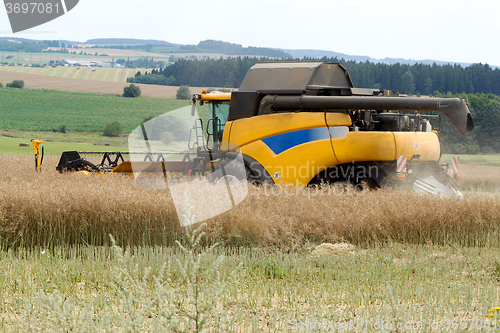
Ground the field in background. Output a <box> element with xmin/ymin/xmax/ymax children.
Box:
<box><xmin>0</xmin><ymin>47</ymin><xmax>240</xmax><ymax>69</ymax></box>
<box><xmin>0</xmin><ymin>65</ymin><xmax>141</xmax><ymax>82</ymax></box>
<box><xmin>0</xmin><ymin>71</ymin><xmax>207</xmax><ymax>98</ymax></box>
<box><xmin>0</xmin><ymin>49</ymin><xmax>170</xmax><ymax>66</ymax></box>
<box><xmin>1</xmin><ymin>50</ymin><xmax>117</xmax><ymax>66</ymax></box>
<box><xmin>439</xmin><ymin>154</ymin><xmax>500</xmax><ymax>194</ymax></box>
<box><xmin>0</xmin><ymin>135</ymin><xmax>127</xmax><ymax>155</ymax></box>
<box><xmin>442</xmin><ymin>153</ymin><xmax>500</xmax><ymax>166</ymax></box>
<box><xmin>0</xmin><ymin>88</ymin><xmax>189</xmax><ymax>132</ymax></box>
<box><xmin>50</xmin><ymin>47</ymin><xmax>236</xmax><ymax>59</ymax></box>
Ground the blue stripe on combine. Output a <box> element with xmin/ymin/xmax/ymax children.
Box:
<box><xmin>261</xmin><ymin>127</ymin><xmax>332</xmax><ymax>155</ymax></box>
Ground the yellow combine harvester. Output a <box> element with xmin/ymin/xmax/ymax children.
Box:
<box><xmin>56</xmin><ymin>62</ymin><xmax>473</xmax><ymax>196</ymax></box>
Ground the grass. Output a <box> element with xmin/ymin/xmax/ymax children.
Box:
<box><xmin>0</xmin><ymin>88</ymin><xmax>188</xmax><ymax>133</ymax></box>
<box><xmin>0</xmin><ymin>232</ymin><xmax>499</xmax><ymax>331</ymax></box>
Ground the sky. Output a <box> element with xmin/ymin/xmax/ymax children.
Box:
<box><xmin>0</xmin><ymin>0</ymin><xmax>499</xmax><ymax>66</ymax></box>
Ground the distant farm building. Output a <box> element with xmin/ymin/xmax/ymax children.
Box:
<box><xmin>60</xmin><ymin>60</ymin><xmax>111</xmax><ymax>68</ymax></box>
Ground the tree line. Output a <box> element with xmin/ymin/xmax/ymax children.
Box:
<box><xmin>0</xmin><ymin>39</ymin><xmax>59</xmax><ymax>52</ymax></box>
<box><xmin>192</xmin><ymin>40</ymin><xmax>291</xmax><ymax>58</ymax></box>
<box><xmin>126</xmin><ymin>69</ymin><xmax>175</xmax><ymax>85</ymax></box>
<box><xmin>158</xmin><ymin>56</ymin><xmax>500</xmax><ymax>95</ymax></box>
<box><xmin>117</xmin><ymin>57</ymin><xmax>166</xmax><ymax>69</ymax></box>
<box><xmin>94</xmin><ymin>40</ymin><xmax>291</xmax><ymax>58</ymax></box>
<box><xmin>158</xmin><ymin>57</ymin><xmax>265</xmax><ymax>88</ymax></box>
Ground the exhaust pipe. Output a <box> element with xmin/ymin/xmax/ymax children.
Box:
<box><xmin>259</xmin><ymin>95</ymin><xmax>474</xmax><ymax>135</ymax></box>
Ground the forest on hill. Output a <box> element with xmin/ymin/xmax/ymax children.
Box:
<box><xmin>97</xmin><ymin>40</ymin><xmax>291</xmax><ymax>58</ymax></box>
<box><xmin>0</xmin><ymin>39</ymin><xmax>59</xmax><ymax>52</ymax></box>
<box><xmin>436</xmin><ymin>92</ymin><xmax>500</xmax><ymax>154</ymax></box>
<box><xmin>85</xmin><ymin>38</ymin><xmax>174</xmax><ymax>46</ymax></box>
<box><xmin>157</xmin><ymin>56</ymin><xmax>500</xmax><ymax>95</ymax></box>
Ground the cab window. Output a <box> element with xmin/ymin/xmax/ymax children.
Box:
<box><xmin>211</xmin><ymin>102</ymin><xmax>230</xmax><ymax>143</ymax></box>
<box><xmin>213</xmin><ymin>102</ymin><xmax>230</xmax><ymax>125</ymax></box>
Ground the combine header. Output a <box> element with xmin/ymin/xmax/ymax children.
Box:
<box><xmin>55</xmin><ymin>61</ymin><xmax>474</xmax><ymax>197</ymax></box>
<box><xmin>56</xmin><ymin>151</ymin><xmax>198</xmax><ymax>175</ymax></box>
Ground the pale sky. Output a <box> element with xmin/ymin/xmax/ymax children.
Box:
<box><xmin>1</xmin><ymin>0</ymin><xmax>498</xmax><ymax>66</ymax></box>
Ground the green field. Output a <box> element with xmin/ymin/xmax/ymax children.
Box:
<box><xmin>1</xmin><ymin>51</ymin><xmax>117</xmax><ymax>66</ymax></box>
<box><xmin>0</xmin><ymin>88</ymin><xmax>188</xmax><ymax>133</ymax></box>
<box><xmin>0</xmin><ymin>135</ymin><xmax>127</xmax><ymax>156</ymax></box>
<box><xmin>0</xmin><ymin>65</ymin><xmax>148</xmax><ymax>82</ymax></box>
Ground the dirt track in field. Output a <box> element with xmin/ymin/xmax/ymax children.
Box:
<box><xmin>461</xmin><ymin>164</ymin><xmax>500</xmax><ymax>177</ymax></box>
<box><xmin>0</xmin><ymin>70</ymin><xmax>206</xmax><ymax>99</ymax></box>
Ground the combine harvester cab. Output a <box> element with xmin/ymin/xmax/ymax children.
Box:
<box><xmin>57</xmin><ymin>61</ymin><xmax>473</xmax><ymax>198</ymax></box>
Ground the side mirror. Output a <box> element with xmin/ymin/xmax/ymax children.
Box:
<box><xmin>190</xmin><ymin>102</ymin><xmax>196</xmax><ymax>117</ymax></box>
